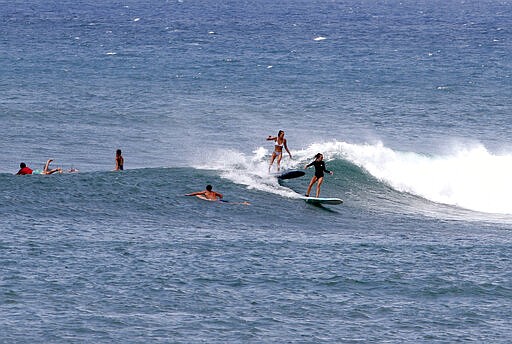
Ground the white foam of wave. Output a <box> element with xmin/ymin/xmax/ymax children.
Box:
<box><xmin>192</xmin><ymin>148</ymin><xmax>303</xmax><ymax>199</ymax></box>
<box><xmin>295</xmin><ymin>140</ymin><xmax>512</xmax><ymax>215</ymax></box>
<box><xmin>314</xmin><ymin>36</ymin><xmax>327</xmax><ymax>41</ymax></box>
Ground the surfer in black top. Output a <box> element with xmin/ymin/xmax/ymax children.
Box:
<box><xmin>304</xmin><ymin>153</ymin><xmax>333</xmax><ymax>197</ymax></box>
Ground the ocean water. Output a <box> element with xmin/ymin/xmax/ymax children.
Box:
<box><xmin>1</xmin><ymin>0</ymin><xmax>512</xmax><ymax>342</ymax></box>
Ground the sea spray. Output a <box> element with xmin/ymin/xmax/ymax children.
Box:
<box><xmin>297</xmin><ymin>141</ymin><xmax>512</xmax><ymax>215</ymax></box>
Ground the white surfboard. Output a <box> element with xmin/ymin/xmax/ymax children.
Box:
<box><xmin>194</xmin><ymin>195</ymin><xmax>250</xmax><ymax>205</ymax></box>
<box><xmin>304</xmin><ymin>197</ymin><xmax>343</xmax><ymax>205</ymax></box>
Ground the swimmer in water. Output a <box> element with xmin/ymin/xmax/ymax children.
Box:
<box><xmin>114</xmin><ymin>149</ymin><xmax>124</xmax><ymax>171</ymax></box>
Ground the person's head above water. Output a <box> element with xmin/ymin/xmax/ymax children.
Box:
<box><xmin>278</xmin><ymin>130</ymin><xmax>284</xmax><ymax>138</ymax></box>
<box><xmin>20</xmin><ymin>162</ymin><xmax>27</xmax><ymax>168</ymax></box>
<box><xmin>206</xmin><ymin>185</ymin><xmax>213</xmax><ymax>191</ymax></box>
<box><xmin>314</xmin><ymin>153</ymin><xmax>323</xmax><ymax>160</ymax></box>
<box><xmin>116</xmin><ymin>149</ymin><xmax>122</xmax><ymax>156</ymax></box>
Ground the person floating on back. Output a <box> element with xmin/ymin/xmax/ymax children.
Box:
<box><xmin>16</xmin><ymin>162</ymin><xmax>33</xmax><ymax>175</ymax></box>
<box><xmin>304</xmin><ymin>153</ymin><xmax>333</xmax><ymax>198</ymax></box>
<box><xmin>186</xmin><ymin>184</ymin><xmax>223</xmax><ymax>201</ymax></box>
<box><xmin>114</xmin><ymin>149</ymin><xmax>124</xmax><ymax>171</ymax></box>
<box><xmin>42</xmin><ymin>159</ymin><xmax>62</xmax><ymax>175</ymax></box>
<box><xmin>267</xmin><ymin>130</ymin><xmax>292</xmax><ymax>172</ymax></box>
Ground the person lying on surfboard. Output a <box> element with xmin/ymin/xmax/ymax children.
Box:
<box><xmin>266</xmin><ymin>130</ymin><xmax>292</xmax><ymax>172</ymax></box>
<box><xmin>185</xmin><ymin>185</ymin><xmax>223</xmax><ymax>201</ymax></box>
<box><xmin>16</xmin><ymin>162</ymin><xmax>33</xmax><ymax>175</ymax></box>
<box><xmin>304</xmin><ymin>153</ymin><xmax>333</xmax><ymax>198</ymax></box>
<box><xmin>185</xmin><ymin>185</ymin><xmax>250</xmax><ymax>205</ymax></box>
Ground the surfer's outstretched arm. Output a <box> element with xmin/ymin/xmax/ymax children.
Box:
<box><xmin>185</xmin><ymin>191</ymin><xmax>205</xmax><ymax>196</ymax></box>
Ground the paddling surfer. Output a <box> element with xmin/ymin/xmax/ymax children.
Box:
<box><xmin>16</xmin><ymin>162</ymin><xmax>33</xmax><ymax>175</ymax></box>
<box><xmin>186</xmin><ymin>185</ymin><xmax>223</xmax><ymax>201</ymax></box>
<box><xmin>186</xmin><ymin>185</ymin><xmax>250</xmax><ymax>205</ymax></box>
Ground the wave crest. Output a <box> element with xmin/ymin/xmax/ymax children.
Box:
<box><xmin>303</xmin><ymin>141</ymin><xmax>512</xmax><ymax>215</ymax></box>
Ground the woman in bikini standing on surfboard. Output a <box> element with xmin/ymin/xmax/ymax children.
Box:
<box><xmin>266</xmin><ymin>130</ymin><xmax>292</xmax><ymax>172</ymax></box>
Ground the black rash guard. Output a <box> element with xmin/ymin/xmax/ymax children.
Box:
<box><xmin>306</xmin><ymin>160</ymin><xmax>331</xmax><ymax>178</ymax></box>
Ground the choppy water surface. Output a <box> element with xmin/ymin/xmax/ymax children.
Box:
<box><xmin>1</xmin><ymin>0</ymin><xmax>512</xmax><ymax>342</ymax></box>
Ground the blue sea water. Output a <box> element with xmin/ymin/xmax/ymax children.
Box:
<box><xmin>1</xmin><ymin>0</ymin><xmax>512</xmax><ymax>342</ymax></box>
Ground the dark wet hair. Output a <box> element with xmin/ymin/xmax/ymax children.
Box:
<box><xmin>116</xmin><ymin>149</ymin><xmax>122</xmax><ymax>156</ymax></box>
<box><xmin>278</xmin><ymin>130</ymin><xmax>284</xmax><ymax>136</ymax></box>
<box><xmin>314</xmin><ymin>153</ymin><xmax>323</xmax><ymax>160</ymax></box>
<box><xmin>20</xmin><ymin>162</ymin><xmax>26</xmax><ymax>168</ymax></box>
<box><xmin>206</xmin><ymin>185</ymin><xmax>212</xmax><ymax>191</ymax></box>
